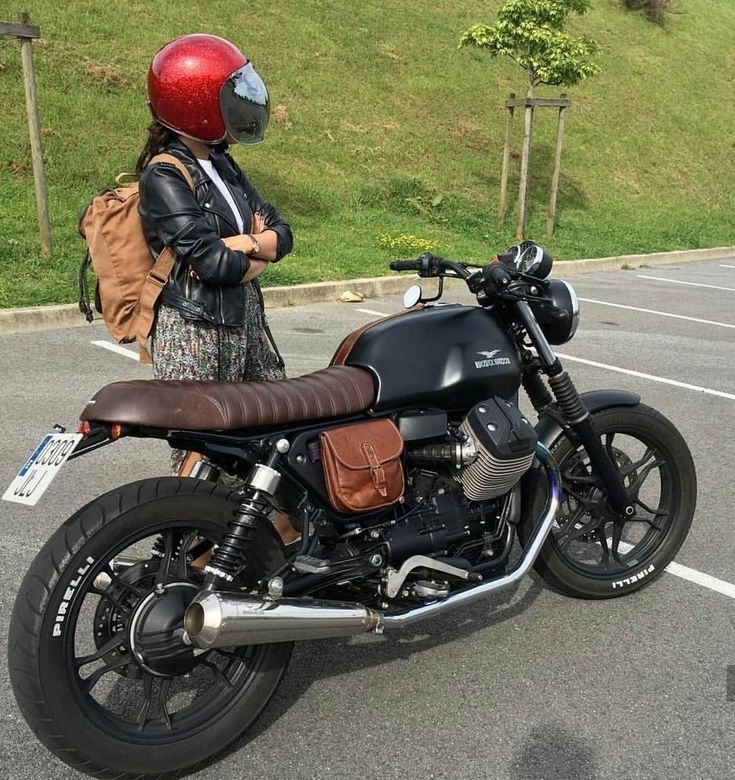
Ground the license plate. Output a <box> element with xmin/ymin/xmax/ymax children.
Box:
<box><xmin>3</xmin><ymin>433</ymin><xmax>83</xmax><ymax>506</ymax></box>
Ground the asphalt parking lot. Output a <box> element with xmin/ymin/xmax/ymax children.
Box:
<box><xmin>0</xmin><ymin>258</ymin><xmax>733</xmax><ymax>779</ymax></box>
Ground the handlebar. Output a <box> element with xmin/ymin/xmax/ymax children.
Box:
<box><xmin>389</xmin><ymin>253</ymin><xmax>472</xmax><ymax>280</ymax></box>
<box><xmin>390</xmin><ymin>252</ymin><xmax>515</xmax><ymax>288</ymax></box>
<box><xmin>390</xmin><ymin>251</ymin><xmax>549</xmax><ymax>307</ymax></box>
<box><xmin>481</xmin><ymin>262</ymin><xmax>512</xmax><ymax>290</ymax></box>
<box><xmin>389</xmin><ymin>259</ymin><xmax>422</xmax><ymax>272</ymax></box>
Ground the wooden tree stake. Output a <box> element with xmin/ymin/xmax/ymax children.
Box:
<box><xmin>498</xmin><ymin>92</ymin><xmax>515</xmax><ymax>224</ymax></box>
<box><xmin>516</xmin><ymin>86</ymin><xmax>535</xmax><ymax>241</ymax></box>
<box><xmin>1</xmin><ymin>12</ymin><xmax>52</xmax><ymax>256</ymax></box>
<box><xmin>546</xmin><ymin>94</ymin><xmax>568</xmax><ymax>238</ymax></box>
<box><xmin>499</xmin><ymin>93</ymin><xmax>571</xmax><ymax>241</ymax></box>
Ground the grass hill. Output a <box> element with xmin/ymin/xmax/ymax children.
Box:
<box><xmin>1</xmin><ymin>0</ymin><xmax>734</xmax><ymax>307</ymax></box>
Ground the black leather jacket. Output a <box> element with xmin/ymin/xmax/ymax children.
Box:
<box><xmin>138</xmin><ymin>138</ymin><xmax>293</xmax><ymax>326</ymax></box>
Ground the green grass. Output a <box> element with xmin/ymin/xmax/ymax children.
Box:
<box><xmin>1</xmin><ymin>0</ymin><xmax>734</xmax><ymax>307</ymax></box>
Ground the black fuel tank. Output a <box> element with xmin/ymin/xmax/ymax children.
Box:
<box><xmin>332</xmin><ymin>305</ymin><xmax>521</xmax><ymax>411</ymax></box>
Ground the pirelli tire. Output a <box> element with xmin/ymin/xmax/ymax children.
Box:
<box><xmin>520</xmin><ymin>404</ymin><xmax>696</xmax><ymax>599</ymax></box>
<box><xmin>7</xmin><ymin>477</ymin><xmax>291</xmax><ymax>780</ymax></box>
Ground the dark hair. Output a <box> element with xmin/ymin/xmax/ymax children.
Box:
<box><xmin>135</xmin><ymin>120</ymin><xmax>176</xmax><ymax>176</ymax></box>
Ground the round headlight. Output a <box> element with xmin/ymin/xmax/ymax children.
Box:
<box><xmin>536</xmin><ymin>280</ymin><xmax>580</xmax><ymax>344</ymax></box>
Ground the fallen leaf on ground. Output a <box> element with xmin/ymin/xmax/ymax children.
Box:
<box><xmin>338</xmin><ymin>291</ymin><xmax>366</xmax><ymax>303</ymax></box>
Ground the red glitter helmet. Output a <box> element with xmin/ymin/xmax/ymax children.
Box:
<box><xmin>147</xmin><ymin>34</ymin><xmax>270</xmax><ymax>145</ymax></box>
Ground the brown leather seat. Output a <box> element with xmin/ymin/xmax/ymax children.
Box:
<box><xmin>80</xmin><ymin>366</ymin><xmax>376</xmax><ymax>431</ymax></box>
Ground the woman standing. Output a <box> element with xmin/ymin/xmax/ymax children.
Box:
<box><xmin>137</xmin><ymin>34</ymin><xmax>291</xmax><ymax>387</ymax></box>
<box><xmin>137</xmin><ymin>34</ymin><xmax>297</xmax><ymax>540</ymax></box>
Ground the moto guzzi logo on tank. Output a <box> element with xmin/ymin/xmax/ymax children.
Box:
<box><xmin>475</xmin><ymin>350</ymin><xmax>511</xmax><ymax>369</ymax></box>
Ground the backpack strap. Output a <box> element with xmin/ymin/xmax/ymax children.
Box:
<box><xmin>135</xmin><ymin>153</ymin><xmax>196</xmax><ymax>363</ymax></box>
<box><xmin>135</xmin><ymin>246</ymin><xmax>176</xmax><ymax>364</ymax></box>
<box><xmin>149</xmin><ymin>152</ymin><xmax>195</xmax><ymax>191</ymax></box>
<box><xmin>78</xmin><ymin>249</ymin><xmax>95</xmax><ymax>323</ymax></box>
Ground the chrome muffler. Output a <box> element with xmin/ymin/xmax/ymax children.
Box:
<box><xmin>185</xmin><ymin>443</ymin><xmax>560</xmax><ymax>649</ymax></box>
<box><xmin>185</xmin><ymin>593</ymin><xmax>382</xmax><ymax>648</ymax></box>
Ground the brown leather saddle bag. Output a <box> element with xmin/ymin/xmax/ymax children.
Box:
<box><xmin>320</xmin><ymin>419</ymin><xmax>405</xmax><ymax>514</ymax></box>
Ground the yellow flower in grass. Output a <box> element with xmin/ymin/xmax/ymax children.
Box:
<box><xmin>378</xmin><ymin>234</ymin><xmax>439</xmax><ymax>253</ymax></box>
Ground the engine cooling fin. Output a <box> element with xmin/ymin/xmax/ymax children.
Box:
<box><xmin>459</xmin><ymin>398</ymin><xmax>537</xmax><ymax>501</ymax></box>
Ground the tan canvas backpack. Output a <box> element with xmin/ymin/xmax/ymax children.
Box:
<box><xmin>78</xmin><ymin>154</ymin><xmax>194</xmax><ymax>363</ymax></box>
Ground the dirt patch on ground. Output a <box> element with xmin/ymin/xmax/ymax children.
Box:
<box><xmin>271</xmin><ymin>105</ymin><xmax>293</xmax><ymax>129</ymax></box>
<box><xmin>82</xmin><ymin>58</ymin><xmax>126</xmax><ymax>86</ymax></box>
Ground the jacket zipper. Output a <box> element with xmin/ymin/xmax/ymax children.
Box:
<box><xmin>222</xmin><ymin>177</ymin><xmax>248</xmax><ymax>327</ymax></box>
<box><xmin>202</xmin><ymin>172</ymin><xmax>245</xmax><ymax>325</ymax></box>
<box><xmin>222</xmin><ymin>178</ymin><xmax>247</xmax><ymax>235</ymax></box>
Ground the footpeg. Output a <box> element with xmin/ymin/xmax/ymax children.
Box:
<box><xmin>383</xmin><ymin>555</ymin><xmax>477</xmax><ymax>599</ymax></box>
<box><xmin>293</xmin><ymin>555</ymin><xmax>332</xmax><ymax>574</ymax></box>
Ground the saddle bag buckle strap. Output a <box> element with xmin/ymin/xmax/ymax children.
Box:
<box><xmin>362</xmin><ymin>441</ymin><xmax>388</xmax><ymax>497</ymax></box>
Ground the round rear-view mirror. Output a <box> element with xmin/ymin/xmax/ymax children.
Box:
<box><xmin>403</xmin><ymin>284</ymin><xmax>423</xmax><ymax>309</ymax></box>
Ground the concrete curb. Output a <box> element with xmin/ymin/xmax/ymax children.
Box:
<box><xmin>1</xmin><ymin>245</ymin><xmax>733</xmax><ymax>336</ymax></box>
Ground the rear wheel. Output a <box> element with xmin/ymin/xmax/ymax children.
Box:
<box><xmin>520</xmin><ymin>404</ymin><xmax>696</xmax><ymax>599</ymax></box>
<box><xmin>8</xmin><ymin>477</ymin><xmax>291</xmax><ymax>779</ymax></box>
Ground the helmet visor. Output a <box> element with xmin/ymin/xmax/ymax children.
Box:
<box><xmin>219</xmin><ymin>63</ymin><xmax>269</xmax><ymax>145</ymax></box>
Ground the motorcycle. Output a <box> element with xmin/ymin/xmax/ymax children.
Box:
<box><xmin>6</xmin><ymin>245</ymin><xmax>696</xmax><ymax>778</ymax></box>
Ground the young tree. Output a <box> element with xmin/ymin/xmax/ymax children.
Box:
<box><xmin>460</xmin><ymin>0</ymin><xmax>600</xmax><ymax>98</ymax></box>
<box><xmin>460</xmin><ymin>0</ymin><xmax>602</xmax><ymax>238</ymax></box>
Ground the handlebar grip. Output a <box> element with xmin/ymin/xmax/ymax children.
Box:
<box><xmin>482</xmin><ymin>262</ymin><xmax>512</xmax><ymax>289</ymax></box>
<box><xmin>390</xmin><ymin>259</ymin><xmax>421</xmax><ymax>272</ymax></box>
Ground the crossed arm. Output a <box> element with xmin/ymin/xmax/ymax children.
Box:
<box><xmin>222</xmin><ymin>212</ymin><xmax>279</xmax><ymax>281</ymax></box>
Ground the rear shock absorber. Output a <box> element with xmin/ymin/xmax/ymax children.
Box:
<box><xmin>204</xmin><ymin>439</ymin><xmax>289</xmax><ymax>584</ymax></box>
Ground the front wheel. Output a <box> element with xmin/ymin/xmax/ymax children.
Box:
<box><xmin>8</xmin><ymin>477</ymin><xmax>291</xmax><ymax>779</ymax></box>
<box><xmin>520</xmin><ymin>404</ymin><xmax>696</xmax><ymax>599</ymax></box>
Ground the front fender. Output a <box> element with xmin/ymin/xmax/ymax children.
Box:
<box><xmin>534</xmin><ymin>389</ymin><xmax>640</xmax><ymax>450</ymax></box>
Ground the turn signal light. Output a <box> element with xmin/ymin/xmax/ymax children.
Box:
<box><xmin>110</xmin><ymin>424</ymin><xmax>123</xmax><ymax>440</ymax></box>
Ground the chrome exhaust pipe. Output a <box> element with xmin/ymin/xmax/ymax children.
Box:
<box><xmin>185</xmin><ymin>593</ymin><xmax>382</xmax><ymax>648</ymax></box>
<box><xmin>185</xmin><ymin>443</ymin><xmax>559</xmax><ymax>648</ymax></box>
<box><xmin>381</xmin><ymin>442</ymin><xmax>560</xmax><ymax>629</ymax></box>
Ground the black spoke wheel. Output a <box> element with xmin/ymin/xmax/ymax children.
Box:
<box><xmin>519</xmin><ymin>404</ymin><xmax>696</xmax><ymax>599</ymax></box>
<box><xmin>8</xmin><ymin>478</ymin><xmax>291</xmax><ymax>779</ymax></box>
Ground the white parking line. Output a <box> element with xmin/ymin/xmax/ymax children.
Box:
<box><xmin>664</xmin><ymin>561</ymin><xmax>735</xmax><ymax>599</ymax></box>
<box><xmin>578</xmin><ymin>298</ymin><xmax>735</xmax><ymax>329</ymax></box>
<box><xmin>91</xmin><ymin>341</ymin><xmax>139</xmax><ymax>361</ymax></box>
<box><xmin>720</xmin><ymin>264</ymin><xmax>735</xmax><ymax>269</ymax></box>
<box><xmin>637</xmin><ymin>275</ymin><xmax>735</xmax><ymax>292</ymax></box>
<box><xmin>356</xmin><ymin>308</ymin><xmax>391</xmax><ymax>318</ymax></box>
<box><xmin>617</xmin><ymin>542</ymin><xmax>735</xmax><ymax>599</ymax></box>
<box><xmin>557</xmin><ymin>353</ymin><xmax>735</xmax><ymax>401</ymax></box>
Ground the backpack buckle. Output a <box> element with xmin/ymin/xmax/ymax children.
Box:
<box><xmin>147</xmin><ymin>269</ymin><xmax>168</xmax><ymax>288</ymax></box>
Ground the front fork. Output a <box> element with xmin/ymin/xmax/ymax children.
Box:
<box><xmin>516</xmin><ymin>302</ymin><xmax>636</xmax><ymax>520</ymax></box>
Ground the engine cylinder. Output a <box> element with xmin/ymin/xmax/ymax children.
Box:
<box><xmin>459</xmin><ymin>398</ymin><xmax>537</xmax><ymax>501</ymax></box>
